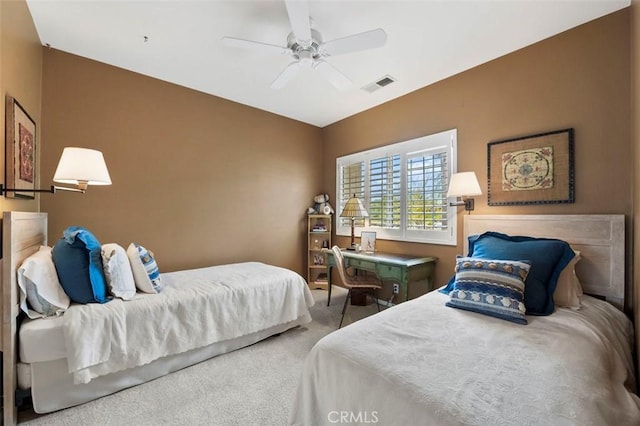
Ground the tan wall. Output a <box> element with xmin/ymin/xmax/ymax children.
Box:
<box><xmin>0</xmin><ymin>0</ymin><xmax>42</xmax><ymax>214</ymax></box>
<box><xmin>40</xmin><ymin>50</ymin><xmax>323</xmax><ymax>275</ymax></box>
<box><xmin>631</xmin><ymin>0</ymin><xmax>639</xmax><ymax>378</ymax></box>
<box><xmin>323</xmin><ymin>9</ymin><xmax>631</xmax><ymax>299</ymax></box>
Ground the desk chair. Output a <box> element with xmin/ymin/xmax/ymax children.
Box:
<box><xmin>331</xmin><ymin>246</ymin><xmax>381</xmax><ymax>328</ymax></box>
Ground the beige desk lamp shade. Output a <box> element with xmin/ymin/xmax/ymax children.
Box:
<box><xmin>340</xmin><ymin>195</ymin><xmax>369</xmax><ymax>219</ymax></box>
<box><xmin>53</xmin><ymin>147</ymin><xmax>112</xmax><ymax>190</ymax></box>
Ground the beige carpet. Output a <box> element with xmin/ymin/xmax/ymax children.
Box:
<box><xmin>18</xmin><ymin>286</ymin><xmax>382</xmax><ymax>425</ymax></box>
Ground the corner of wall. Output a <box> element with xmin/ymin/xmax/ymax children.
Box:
<box><xmin>0</xmin><ymin>0</ymin><xmax>43</xmax><ymax>214</ymax></box>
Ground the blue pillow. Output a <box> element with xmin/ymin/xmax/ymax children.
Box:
<box><xmin>441</xmin><ymin>232</ymin><xmax>575</xmax><ymax>315</ymax></box>
<box><xmin>52</xmin><ymin>227</ymin><xmax>108</xmax><ymax>304</ymax></box>
<box><xmin>446</xmin><ymin>257</ymin><xmax>530</xmax><ymax>324</ymax></box>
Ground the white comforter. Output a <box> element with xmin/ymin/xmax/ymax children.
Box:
<box><xmin>290</xmin><ymin>291</ymin><xmax>640</xmax><ymax>426</ymax></box>
<box><xmin>64</xmin><ymin>262</ymin><xmax>314</xmax><ymax>384</ymax></box>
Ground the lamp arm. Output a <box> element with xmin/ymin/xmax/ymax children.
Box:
<box><xmin>53</xmin><ymin>185</ymin><xmax>86</xmax><ymax>194</ymax></box>
<box><xmin>449</xmin><ymin>197</ymin><xmax>475</xmax><ymax>212</ymax></box>
<box><xmin>0</xmin><ymin>184</ymin><xmax>86</xmax><ymax>195</ymax></box>
<box><xmin>0</xmin><ymin>184</ymin><xmax>55</xmax><ymax>194</ymax></box>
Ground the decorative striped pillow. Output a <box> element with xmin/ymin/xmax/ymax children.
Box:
<box><xmin>446</xmin><ymin>257</ymin><xmax>530</xmax><ymax>325</ymax></box>
<box><xmin>127</xmin><ymin>243</ymin><xmax>162</xmax><ymax>293</ymax></box>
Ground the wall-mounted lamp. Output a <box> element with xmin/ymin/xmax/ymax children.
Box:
<box><xmin>340</xmin><ymin>194</ymin><xmax>369</xmax><ymax>250</ymax></box>
<box><xmin>0</xmin><ymin>147</ymin><xmax>111</xmax><ymax>196</ymax></box>
<box><xmin>447</xmin><ymin>171</ymin><xmax>482</xmax><ymax>213</ymax></box>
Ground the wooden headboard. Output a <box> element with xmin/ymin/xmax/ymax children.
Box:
<box><xmin>2</xmin><ymin>211</ymin><xmax>48</xmax><ymax>425</ymax></box>
<box><xmin>463</xmin><ymin>214</ymin><xmax>625</xmax><ymax>310</ymax></box>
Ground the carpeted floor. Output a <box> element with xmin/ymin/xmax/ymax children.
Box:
<box><xmin>18</xmin><ymin>286</ymin><xmax>382</xmax><ymax>425</ymax></box>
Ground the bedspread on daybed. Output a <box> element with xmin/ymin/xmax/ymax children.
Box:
<box><xmin>65</xmin><ymin>262</ymin><xmax>314</xmax><ymax>384</ymax></box>
<box><xmin>290</xmin><ymin>290</ymin><xmax>640</xmax><ymax>426</ymax></box>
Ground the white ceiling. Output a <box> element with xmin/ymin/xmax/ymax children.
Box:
<box><xmin>26</xmin><ymin>0</ymin><xmax>630</xmax><ymax>128</ymax></box>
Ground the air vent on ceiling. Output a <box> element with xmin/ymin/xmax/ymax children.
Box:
<box><xmin>361</xmin><ymin>75</ymin><xmax>396</xmax><ymax>93</ymax></box>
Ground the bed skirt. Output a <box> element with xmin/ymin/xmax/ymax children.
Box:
<box><xmin>20</xmin><ymin>314</ymin><xmax>310</xmax><ymax>413</ymax></box>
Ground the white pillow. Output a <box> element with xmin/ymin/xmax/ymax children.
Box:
<box><xmin>127</xmin><ymin>243</ymin><xmax>162</xmax><ymax>294</ymax></box>
<box><xmin>17</xmin><ymin>246</ymin><xmax>70</xmax><ymax>319</ymax></box>
<box><xmin>553</xmin><ymin>251</ymin><xmax>583</xmax><ymax>310</ymax></box>
<box><xmin>101</xmin><ymin>243</ymin><xmax>137</xmax><ymax>300</ymax></box>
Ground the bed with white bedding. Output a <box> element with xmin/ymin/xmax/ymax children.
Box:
<box><xmin>1</xmin><ymin>212</ymin><xmax>314</xmax><ymax>424</ymax></box>
<box><xmin>289</xmin><ymin>214</ymin><xmax>640</xmax><ymax>425</ymax></box>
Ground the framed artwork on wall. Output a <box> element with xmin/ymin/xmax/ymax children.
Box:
<box><xmin>360</xmin><ymin>231</ymin><xmax>376</xmax><ymax>253</ymax></box>
<box><xmin>5</xmin><ymin>96</ymin><xmax>36</xmax><ymax>199</ymax></box>
<box><xmin>487</xmin><ymin>128</ymin><xmax>574</xmax><ymax>206</ymax></box>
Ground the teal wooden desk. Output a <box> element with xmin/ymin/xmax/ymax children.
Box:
<box><xmin>325</xmin><ymin>249</ymin><xmax>437</xmax><ymax>306</ymax></box>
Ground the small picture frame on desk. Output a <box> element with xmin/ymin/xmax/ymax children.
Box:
<box><xmin>360</xmin><ymin>231</ymin><xmax>376</xmax><ymax>253</ymax></box>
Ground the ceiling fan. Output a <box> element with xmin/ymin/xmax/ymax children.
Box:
<box><xmin>222</xmin><ymin>0</ymin><xmax>387</xmax><ymax>90</ymax></box>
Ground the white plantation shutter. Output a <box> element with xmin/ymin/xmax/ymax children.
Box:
<box><xmin>369</xmin><ymin>155</ymin><xmax>401</xmax><ymax>229</ymax></box>
<box><xmin>406</xmin><ymin>149</ymin><xmax>449</xmax><ymax>231</ymax></box>
<box><xmin>336</xmin><ymin>129</ymin><xmax>457</xmax><ymax>245</ymax></box>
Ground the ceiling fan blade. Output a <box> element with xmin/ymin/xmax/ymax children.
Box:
<box><xmin>285</xmin><ymin>0</ymin><xmax>311</xmax><ymax>44</ymax></box>
<box><xmin>320</xmin><ymin>28</ymin><xmax>387</xmax><ymax>57</ymax></box>
<box><xmin>313</xmin><ymin>60</ymin><xmax>352</xmax><ymax>91</ymax></box>
<box><xmin>222</xmin><ymin>37</ymin><xmax>290</xmax><ymax>55</ymax></box>
<box><xmin>271</xmin><ymin>61</ymin><xmax>302</xmax><ymax>89</ymax></box>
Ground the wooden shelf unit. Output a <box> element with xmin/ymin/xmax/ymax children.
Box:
<box><xmin>307</xmin><ymin>214</ymin><xmax>332</xmax><ymax>290</ymax></box>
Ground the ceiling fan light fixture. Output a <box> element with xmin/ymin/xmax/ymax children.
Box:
<box><xmin>298</xmin><ymin>50</ymin><xmax>314</xmax><ymax>64</ymax></box>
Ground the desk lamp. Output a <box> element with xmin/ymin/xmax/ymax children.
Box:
<box><xmin>340</xmin><ymin>194</ymin><xmax>369</xmax><ymax>250</ymax></box>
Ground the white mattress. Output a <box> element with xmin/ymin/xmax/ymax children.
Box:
<box><xmin>290</xmin><ymin>290</ymin><xmax>640</xmax><ymax>425</ymax></box>
<box><xmin>20</xmin><ymin>314</ymin><xmax>65</xmax><ymax>363</ymax></box>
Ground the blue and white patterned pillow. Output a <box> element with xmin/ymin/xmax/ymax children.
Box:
<box><xmin>127</xmin><ymin>243</ymin><xmax>162</xmax><ymax>293</ymax></box>
<box><xmin>446</xmin><ymin>257</ymin><xmax>531</xmax><ymax>325</ymax></box>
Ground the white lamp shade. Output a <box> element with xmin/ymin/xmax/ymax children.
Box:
<box><xmin>53</xmin><ymin>147</ymin><xmax>112</xmax><ymax>186</ymax></box>
<box><xmin>446</xmin><ymin>172</ymin><xmax>482</xmax><ymax>198</ymax></box>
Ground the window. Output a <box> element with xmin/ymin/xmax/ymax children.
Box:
<box><xmin>336</xmin><ymin>129</ymin><xmax>458</xmax><ymax>246</ymax></box>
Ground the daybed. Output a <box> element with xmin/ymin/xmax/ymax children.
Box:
<box><xmin>1</xmin><ymin>211</ymin><xmax>314</xmax><ymax>424</ymax></box>
<box><xmin>290</xmin><ymin>214</ymin><xmax>640</xmax><ymax>425</ymax></box>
